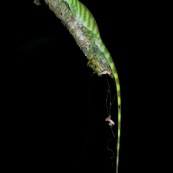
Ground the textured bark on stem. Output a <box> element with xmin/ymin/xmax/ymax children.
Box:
<box><xmin>41</xmin><ymin>0</ymin><xmax>112</xmax><ymax>77</ymax></box>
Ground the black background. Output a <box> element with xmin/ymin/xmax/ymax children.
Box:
<box><xmin>1</xmin><ymin>0</ymin><xmax>155</xmax><ymax>173</ymax></box>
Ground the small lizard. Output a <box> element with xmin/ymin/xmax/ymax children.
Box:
<box><xmin>63</xmin><ymin>1</ymin><xmax>121</xmax><ymax>173</ymax></box>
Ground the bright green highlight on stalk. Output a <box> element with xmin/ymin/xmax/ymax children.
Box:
<box><xmin>63</xmin><ymin>1</ymin><xmax>121</xmax><ymax>172</ymax></box>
